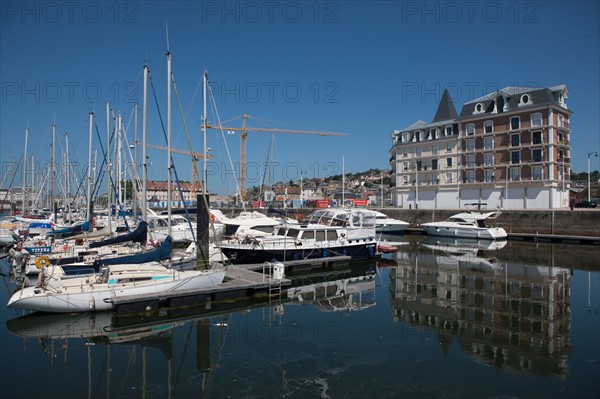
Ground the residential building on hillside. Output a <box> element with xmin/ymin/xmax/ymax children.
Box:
<box><xmin>390</xmin><ymin>85</ymin><xmax>572</xmax><ymax>209</ymax></box>
<box><xmin>146</xmin><ymin>180</ymin><xmax>202</xmax><ymax>208</ymax></box>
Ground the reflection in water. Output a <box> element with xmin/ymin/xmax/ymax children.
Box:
<box><xmin>287</xmin><ymin>271</ymin><xmax>376</xmax><ymax>312</ymax></box>
<box><xmin>5</xmin><ymin>260</ymin><xmax>381</xmax><ymax>398</ymax></box>
<box><xmin>2</xmin><ymin>239</ymin><xmax>595</xmax><ymax>398</ymax></box>
<box><xmin>391</xmin><ymin>238</ymin><xmax>571</xmax><ymax>378</ymax></box>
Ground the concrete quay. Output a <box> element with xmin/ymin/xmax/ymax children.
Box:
<box><xmin>377</xmin><ymin>208</ymin><xmax>600</xmax><ymax>238</ymax></box>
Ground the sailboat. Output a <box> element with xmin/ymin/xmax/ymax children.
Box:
<box><xmin>7</xmin><ymin>260</ymin><xmax>226</xmax><ymax>313</ymax></box>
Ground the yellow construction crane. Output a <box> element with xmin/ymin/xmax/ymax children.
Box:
<box><xmin>206</xmin><ymin>114</ymin><xmax>348</xmax><ymax>201</ymax></box>
<box><xmin>138</xmin><ymin>143</ymin><xmax>212</xmax><ymax>194</ymax></box>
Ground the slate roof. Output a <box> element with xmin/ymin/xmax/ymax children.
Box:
<box><xmin>459</xmin><ymin>85</ymin><xmax>569</xmax><ymax>119</ymax></box>
<box><xmin>432</xmin><ymin>89</ymin><xmax>458</xmax><ymax>123</ymax></box>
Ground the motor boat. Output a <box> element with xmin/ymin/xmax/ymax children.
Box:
<box><xmin>420</xmin><ymin>211</ymin><xmax>507</xmax><ymax>240</ymax></box>
<box><xmin>374</xmin><ymin>211</ymin><xmax>409</xmax><ymax>235</ymax></box>
<box><xmin>219</xmin><ymin>208</ymin><xmax>379</xmax><ymax>264</ymax></box>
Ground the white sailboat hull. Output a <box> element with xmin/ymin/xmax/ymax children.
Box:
<box><xmin>7</xmin><ymin>263</ymin><xmax>226</xmax><ymax>313</ymax></box>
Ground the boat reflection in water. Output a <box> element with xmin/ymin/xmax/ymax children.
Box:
<box><xmin>6</xmin><ymin>260</ymin><xmax>380</xmax><ymax>361</ymax></box>
<box><xmin>391</xmin><ymin>238</ymin><xmax>571</xmax><ymax>378</ymax></box>
<box><xmin>287</xmin><ymin>262</ymin><xmax>378</xmax><ymax>312</ymax></box>
<box><xmin>7</xmin><ymin>310</ymin><xmax>187</xmax><ymax>345</ymax></box>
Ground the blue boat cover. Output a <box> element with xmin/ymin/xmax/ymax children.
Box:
<box><xmin>89</xmin><ymin>221</ymin><xmax>147</xmax><ymax>248</ymax></box>
<box><xmin>93</xmin><ymin>236</ymin><xmax>172</xmax><ymax>267</ymax></box>
<box><xmin>29</xmin><ymin>222</ymin><xmax>53</xmax><ymax>229</ymax></box>
<box><xmin>46</xmin><ymin>221</ymin><xmax>90</xmax><ymax>237</ymax></box>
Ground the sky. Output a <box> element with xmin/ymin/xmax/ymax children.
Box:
<box><xmin>1</xmin><ymin>1</ymin><xmax>599</xmax><ymax>198</ymax></box>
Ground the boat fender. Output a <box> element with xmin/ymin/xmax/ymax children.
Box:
<box><xmin>35</xmin><ymin>255</ymin><xmax>50</xmax><ymax>270</ymax></box>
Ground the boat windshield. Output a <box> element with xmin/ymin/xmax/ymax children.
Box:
<box><xmin>275</xmin><ymin>227</ymin><xmax>300</xmax><ymax>238</ymax></box>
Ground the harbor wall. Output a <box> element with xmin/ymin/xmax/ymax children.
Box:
<box><xmin>291</xmin><ymin>208</ymin><xmax>600</xmax><ymax>237</ymax></box>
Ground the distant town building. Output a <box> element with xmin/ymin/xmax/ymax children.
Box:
<box><xmin>390</xmin><ymin>85</ymin><xmax>572</xmax><ymax>209</ymax></box>
<box><xmin>146</xmin><ymin>180</ymin><xmax>202</xmax><ymax>208</ymax></box>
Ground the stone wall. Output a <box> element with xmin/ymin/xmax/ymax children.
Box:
<box><xmin>372</xmin><ymin>208</ymin><xmax>600</xmax><ymax>236</ymax></box>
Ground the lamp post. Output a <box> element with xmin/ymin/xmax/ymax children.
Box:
<box><xmin>588</xmin><ymin>152</ymin><xmax>598</xmax><ymax>203</ymax></box>
<box><xmin>415</xmin><ymin>161</ymin><xmax>419</xmax><ymax>209</ymax></box>
<box><xmin>505</xmin><ymin>162</ymin><xmax>509</xmax><ymax>210</ymax></box>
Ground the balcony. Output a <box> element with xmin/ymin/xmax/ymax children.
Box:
<box><xmin>557</xmin><ymin>157</ymin><xmax>570</xmax><ymax>164</ymax></box>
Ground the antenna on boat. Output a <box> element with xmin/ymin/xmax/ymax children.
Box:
<box><xmin>165</xmin><ymin>22</ymin><xmax>170</xmax><ymax>52</ymax></box>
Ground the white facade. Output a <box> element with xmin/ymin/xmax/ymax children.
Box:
<box><xmin>390</xmin><ymin>86</ymin><xmax>572</xmax><ymax>210</ymax></box>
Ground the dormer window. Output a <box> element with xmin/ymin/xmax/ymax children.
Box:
<box><xmin>474</xmin><ymin>103</ymin><xmax>484</xmax><ymax>114</ymax></box>
<box><xmin>497</xmin><ymin>96</ymin><xmax>506</xmax><ymax>113</ymax></box>
<box><xmin>519</xmin><ymin>94</ymin><xmax>531</xmax><ymax>106</ymax></box>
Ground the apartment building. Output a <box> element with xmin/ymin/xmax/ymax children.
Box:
<box><xmin>390</xmin><ymin>85</ymin><xmax>572</xmax><ymax>209</ymax></box>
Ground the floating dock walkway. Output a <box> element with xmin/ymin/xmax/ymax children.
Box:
<box><xmin>111</xmin><ymin>255</ymin><xmax>353</xmax><ymax>313</ymax></box>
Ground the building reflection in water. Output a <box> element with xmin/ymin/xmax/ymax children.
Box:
<box><xmin>390</xmin><ymin>237</ymin><xmax>571</xmax><ymax>379</ymax></box>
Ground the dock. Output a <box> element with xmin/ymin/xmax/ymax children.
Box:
<box><xmin>405</xmin><ymin>226</ymin><xmax>600</xmax><ymax>245</ymax></box>
<box><xmin>507</xmin><ymin>232</ymin><xmax>600</xmax><ymax>245</ymax></box>
<box><xmin>111</xmin><ymin>255</ymin><xmax>353</xmax><ymax>313</ymax></box>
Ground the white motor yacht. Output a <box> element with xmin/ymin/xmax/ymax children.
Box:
<box><xmin>420</xmin><ymin>211</ymin><xmax>507</xmax><ymax>240</ymax></box>
<box><xmin>374</xmin><ymin>211</ymin><xmax>409</xmax><ymax>234</ymax></box>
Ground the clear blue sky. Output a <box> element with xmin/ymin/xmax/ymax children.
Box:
<box><xmin>1</xmin><ymin>1</ymin><xmax>599</xmax><ymax>197</ymax></box>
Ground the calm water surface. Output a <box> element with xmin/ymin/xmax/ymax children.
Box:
<box><xmin>1</xmin><ymin>237</ymin><xmax>598</xmax><ymax>398</ymax></box>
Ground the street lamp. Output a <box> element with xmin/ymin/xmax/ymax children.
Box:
<box><xmin>588</xmin><ymin>152</ymin><xmax>598</xmax><ymax>203</ymax></box>
<box><xmin>414</xmin><ymin>161</ymin><xmax>419</xmax><ymax>209</ymax></box>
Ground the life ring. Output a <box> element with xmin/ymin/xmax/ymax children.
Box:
<box><xmin>36</xmin><ymin>255</ymin><xmax>51</xmax><ymax>270</ymax></box>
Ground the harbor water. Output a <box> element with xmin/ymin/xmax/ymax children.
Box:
<box><xmin>1</xmin><ymin>237</ymin><xmax>598</xmax><ymax>398</ymax></box>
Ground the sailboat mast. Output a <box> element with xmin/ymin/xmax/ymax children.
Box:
<box><xmin>106</xmin><ymin>102</ymin><xmax>112</xmax><ymax>232</ymax></box>
<box><xmin>23</xmin><ymin>127</ymin><xmax>28</xmax><ymax>215</ymax></box>
<box><xmin>342</xmin><ymin>155</ymin><xmax>345</xmax><ymax>205</ymax></box>
<box><xmin>65</xmin><ymin>131</ymin><xmax>71</xmax><ymax>215</ymax></box>
<box><xmin>87</xmin><ymin>112</ymin><xmax>93</xmax><ymax>227</ymax></box>
<box><xmin>30</xmin><ymin>155</ymin><xmax>35</xmax><ymax>209</ymax></box>
<box><xmin>65</xmin><ymin>131</ymin><xmax>70</xmax><ymax>199</ymax></box>
<box><xmin>167</xmin><ymin>50</ymin><xmax>172</xmax><ymax>237</ymax></box>
<box><xmin>51</xmin><ymin>123</ymin><xmax>56</xmax><ymax>211</ymax></box>
<box><xmin>142</xmin><ymin>65</ymin><xmax>148</xmax><ymax>222</ymax></box>
<box><xmin>117</xmin><ymin>113</ymin><xmax>123</xmax><ymax>205</ymax></box>
<box><xmin>203</xmin><ymin>70</ymin><xmax>208</xmax><ymax>194</ymax></box>
<box><xmin>133</xmin><ymin>102</ymin><xmax>137</xmax><ymax>221</ymax></box>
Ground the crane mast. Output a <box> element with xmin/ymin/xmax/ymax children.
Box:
<box><xmin>136</xmin><ymin>143</ymin><xmax>211</xmax><ymax>196</ymax></box>
<box><xmin>207</xmin><ymin>114</ymin><xmax>347</xmax><ymax>202</ymax></box>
